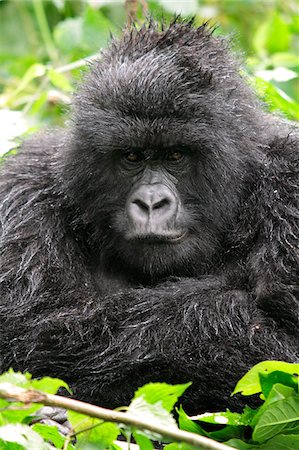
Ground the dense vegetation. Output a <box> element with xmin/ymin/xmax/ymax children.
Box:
<box><xmin>0</xmin><ymin>362</ymin><xmax>299</xmax><ymax>450</ymax></box>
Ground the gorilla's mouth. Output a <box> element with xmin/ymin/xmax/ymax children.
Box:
<box><xmin>131</xmin><ymin>232</ymin><xmax>187</xmax><ymax>244</ymax></box>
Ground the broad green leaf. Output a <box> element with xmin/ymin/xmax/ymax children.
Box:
<box><xmin>127</xmin><ymin>382</ymin><xmax>190</xmax><ymax>442</ymax></box>
<box><xmin>253</xmin><ymin>395</ymin><xmax>299</xmax><ymax>443</ymax></box>
<box><xmin>0</xmin><ymin>438</ymin><xmax>24</xmax><ymax>450</ymax></box>
<box><xmin>259</xmin><ymin>372</ymin><xmax>298</xmax><ymax>398</ymax></box>
<box><xmin>31</xmin><ymin>424</ymin><xmax>65</xmax><ymax>448</ymax></box>
<box><xmin>31</xmin><ymin>376</ymin><xmax>70</xmax><ymax>395</ymax></box>
<box><xmin>128</xmin><ymin>395</ymin><xmax>177</xmax><ymax>441</ymax></box>
<box><xmin>253</xmin><ymin>13</ymin><xmax>291</xmax><ymax>55</ymax></box>
<box><xmin>251</xmin><ymin>384</ymin><xmax>296</xmax><ymax>428</ymax></box>
<box><xmin>0</xmin><ymin>424</ymin><xmax>53</xmax><ymax>450</ymax></box>
<box><xmin>224</xmin><ymin>439</ymin><xmax>254</xmax><ymax>449</ymax></box>
<box><xmin>68</xmin><ymin>410</ymin><xmax>119</xmax><ymax>448</ymax></box>
<box><xmin>132</xmin><ymin>382</ymin><xmax>191</xmax><ymax>412</ymax></box>
<box><xmin>259</xmin><ymin>434</ymin><xmax>299</xmax><ymax>449</ymax></box>
<box><xmin>177</xmin><ymin>406</ymin><xmax>244</xmax><ymax>442</ymax></box>
<box><xmin>232</xmin><ymin>362</ymin><xmax>299</xmax><ymax>396</ymax></box>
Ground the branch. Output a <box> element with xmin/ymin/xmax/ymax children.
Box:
<box><xmin>0</xmin><ymin>383</ymin><xmax>233</xmax><ymax>450</ymax></box>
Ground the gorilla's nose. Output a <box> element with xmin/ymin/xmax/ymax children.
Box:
<box><xmin>127</xmin><ymin>184</ymin><xmax>177</xmax><ymax>225</ymax></box>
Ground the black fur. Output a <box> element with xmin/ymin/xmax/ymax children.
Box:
<box><xmin>0</xmin><ymin>20</ymin><xmax>298</xmax><ymax>413</ymax></box>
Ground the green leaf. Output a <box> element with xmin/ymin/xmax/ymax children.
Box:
<box><xmin>259</xmin><ymin>434</ymin><xmax>299</xmax><ymax>449</ymax></box>
<box><xmin>47</xmin><ymin>69</ymin><xmax>73</xmax><ymax>93</ymax></box>
<box><xmin>260</xmin><ymin>372</ymin><xmax>298</xmax><ymax>399</ymax></box>
<box><xmin>0</xmin><ymin>424</ymin><xmax>53</xmax><ymax>450</ymax></box>
<box><xmin>133</xmin><ymin>431</ymin><xmax>154</xmax><ymax>450</ymax></box>
<box><xmin>11</xmin><ymin>64</ymin><xmax>46</xmax><ymax>98</ymax></box>
<box><xmin>224</xmin><ymin>439</ymin><xmax>255</xmax><ymax>449</ymax></box>
<box><xmin>250</xmin><ymin>384</ymin><xmax>296</xmax><ymax>429</ymax></box>
<box><xmin>177</xmin><ymin>406</ymin><xmax>244</xmax><ymax>442</ymax></box>
<box><xmin>31</xmin><ymin>376</ymin><xmax>70</xmax><ymax>395</ymax></box>
<box><xmin>128</xmin><ymin>395</ymin><xmax>177</xmax><ymax>441</ymax></box>
<box><xmin>164</xmin><ymin>444</ymin><xmax>196</xmax><ymax>450</ymax></box>
<box><xmin>127</xmin><ymin>382</ymin><xmax>190</xmax><ymax>441</ymax></box>
<box><xmin>68</xmin><ymin>410</ymin><xmax>119</xmax><ymax>448</ymax></box>
<box><xmin>31</xmin><ymin>424</ymin><xmax>65</xmax><ymax>448</ymax></box>
<box><xmin>190</xmin><ymin>411</ymin><xmax>244</xmax><ymax>426</ymax></box>
<box><xmin>53</xmin><ymin>18</ymin><xmax>83</xmax><ymax>54</ymax></box>
<box><xmin>228</xmin><ymin>434</ymin><xmax>299</xmax><ymax>449</ymax></box>
<box><xmin>0</xmin><ymin>439</ymin><xmax>24</xmax><ymax>450</ymax></box>
<box><xmin>132</xmin><ymin>382</ymin><xmax>191</xmax><ymax>412</ymax></box>
<box><xmin>81</xmin><ymin>7</ymin><xmax>113</xmax><ymax>51</ymax></box>
<box><xmin>253</xmin><ymin>395</ymin><xmax>299</xmax><ymax>443</ymax></box>
<box><xmin>232</xmin><ymin>362</ymin><xmax>299</xmax><ymax>397</ymax></box>
<box><xmin>0</xmin><ymin>370</ymin><xmax>32</xmax><ymax>388</ymax></box>
<box><xmin>177</xmin><ymin>406</ymin><xmax>208</xmax><ymax>436</ymax></box>
<box><xmin>253</xmin><ymin>13</ymin><xmax>291</xmax><ymax>55</ymax></box>
<box><xmin>254</xmin><ymin>77</ymin><xmax>299</xmax><ymax>120</ymax></box>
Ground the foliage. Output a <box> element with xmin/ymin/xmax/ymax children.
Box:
<box><xmin>0</xmin><ymin>0</ymin><xmax>298</xmax><ymax>156</ymax></box>
<box><xmin>0</xmin><ymin>362</ymin><xmax>298</xmax><ymax>449</ymax></box>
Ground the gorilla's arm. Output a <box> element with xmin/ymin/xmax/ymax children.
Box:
<box><xmin>1</xmin><ymin>268</ymin><xmax>297</xmax><ymax>413</ymax></box>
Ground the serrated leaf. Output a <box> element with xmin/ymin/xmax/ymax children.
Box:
<box><xmin>232</xmin><ymin>362</ymin><xmax>299</xmax><ymax>397</ymax></box>
<box><xmin>31</xmin><ymin>376</ymin><xmax>70</xmax><ymax>395</ymax></box>
<box><xmin>128</xmin><ymin>395</ymin><xmax>178</xmax><ymax>441</ymax></box>
<box><xmin>132</xmin><ymin>382</ymin><xmax>191</xmax><ymax>412</ymax></box>
<box><xmin>253</xmin><ymin>396</ymin><xmax>299</xmax><ymax>443</ymax></box>
<box><xmin>0</xmin><ymin>370</ymin><xmax>32</xmax><ymax>388</ymax></box>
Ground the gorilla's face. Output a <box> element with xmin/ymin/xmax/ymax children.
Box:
<box><xmin>111</xmin><ymin>144</ymin><xmax>202</xmax><ymax>278</ymax></box>
<box><xmin>66</xmin><ymin>111</ymin><xmax>245</xmax><ymax>281</ymax></box>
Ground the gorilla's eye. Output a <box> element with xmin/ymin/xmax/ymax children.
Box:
<box><xmin>125</xmin><ymin>152</ymin><xmax>143</xmax><ymax>163</ymax></box>
<box><xmin>167</xmin><ymin>151</ymin><xmax>183</xmax><ymax>162</ymax></box>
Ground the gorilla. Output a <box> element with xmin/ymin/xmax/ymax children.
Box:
<box><xmin>0</xmin><ymin>19</ymin><xmax>298</xmax><ymax>414</ymax></box>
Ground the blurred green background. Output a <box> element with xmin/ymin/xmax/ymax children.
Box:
<box><xmin>0</xmin><ymin>0</ymin><xmax>298</xmax><ymax>154</ymax></box>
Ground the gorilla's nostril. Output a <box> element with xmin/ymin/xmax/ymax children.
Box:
<box><xmin>133</xmin><ymin>198</ymin><xmax>149</xmax><ymax>212</ymax></box>
<box><xmin>153</xmin><ymin>198</ymin><xmax>170</xmax><ymax>210</ymax></box>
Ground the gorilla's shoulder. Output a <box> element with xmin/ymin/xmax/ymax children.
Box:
<box><xmin>0</xmin><ymin>129</ymin><xmax>66</xmax><ymax>189</ymax></box>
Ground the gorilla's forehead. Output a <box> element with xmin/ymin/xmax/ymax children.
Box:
<box><xmin>81</xmin><ymin>108</ymin><xmax>211</xmax><ymax>153</ymax></box>
<box><xmin>83</xmin><ymin>52</ymin><xmax>214</xmax><ymax>120</ymax></box>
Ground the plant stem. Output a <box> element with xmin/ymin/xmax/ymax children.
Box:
<box><xmin>0</xmin><ymin>383</ymin><xmax>233</xmax><ymax>450</ymax></box>
<box><xmin>32</xmin><ymin>0</ymin><xmax>58</xmax><ymax>62</ymax></box>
